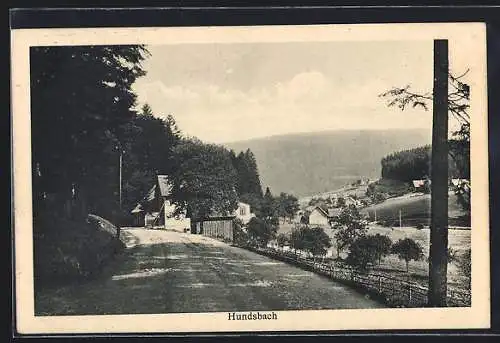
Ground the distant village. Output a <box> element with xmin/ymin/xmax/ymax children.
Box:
<box><xmin>130</xmin><ymin>174</ymin><xmax>471</xmax><ymax>242</ymax></box>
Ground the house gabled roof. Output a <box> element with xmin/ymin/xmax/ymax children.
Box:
<box><xmin>157</xmin><ymin>175</ymin><xmax>173</xmax><ymax>197</ymax></box>
<box><xmin>145</xmin><ymin>185</ymin><xmax>156</xmax><ymax>202</ymax></box>
<box><xmin>313</xmin><ymin>206</ymin><xmax>341</xmax><ymax>219</ymax></box>
<box><xmin>130</xmin><ymin>175</ymin><xmax>172</xmax><ymax>214</ymax></box>
<box><xmin>313</xmin><ymin>206</ymin><xmax>329</xmax><ymax>217</ymax></box>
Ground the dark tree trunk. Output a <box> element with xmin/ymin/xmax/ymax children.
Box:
<box><xmin>428</xmin><ymin>39</ymin><xmax>449</xmax><ymax>307</ymax></box>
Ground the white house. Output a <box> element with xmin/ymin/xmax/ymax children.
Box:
<box><xmin>412</xmin><ymin>179</ymin><xmax>431</xmax><ymax>192</ymax></box>
<box><xmin>234</xmin><ymin>202</ymin><xmax>255</xmax><ymax>224</ymax></box>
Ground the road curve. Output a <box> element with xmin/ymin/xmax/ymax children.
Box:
<box><xmin>35</xmin><ymin>228</ymin><xmax>385</xmax><ymax>315</ymax></box>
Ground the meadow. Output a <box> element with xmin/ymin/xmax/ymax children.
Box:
<box><xmin>360</xmin><ymin>192</ymin><xmax>470</xmax><ymax>227</ymax></box>
<box><xmin>276</xmin><ymin>222</ymin><xmax>471</xmax><ymax>291</ymax></box>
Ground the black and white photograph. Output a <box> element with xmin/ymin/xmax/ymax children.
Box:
<box><xmin>11</xmin><ymin>23</ymin><xmax>490</xmax><ymax>333</ymax></box>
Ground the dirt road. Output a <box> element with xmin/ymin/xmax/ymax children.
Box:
<box><xmin>35</xmin><ymin>228</ymin><xmax>385</xmax><ymax>315</ymax></box>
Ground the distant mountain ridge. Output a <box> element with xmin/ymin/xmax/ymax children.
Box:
<box><xmin>223</xmin><ymin>129</ymin><xmax>431</xmax><ymax>198</ymax></box>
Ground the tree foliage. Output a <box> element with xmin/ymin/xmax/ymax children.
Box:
<box><xmin>331</xmin><ymin>205</ymin><xmax>368</xmax><ymax>258</ymax></box>
<box><xmin>391</xmin><ymin>238</ymin><xmax>424</xmax><ymax>272</ymax></box>
<box><xmin>381</xmin><ymin>145</ymin><xmax>466</xmax><ymax>183</ymax></box>
<box><xmin>381</xmin><ymin>146</ymin><xmax>431</xmax><ymax>182</ymax></box>
<box><xmin>259</xmin><ymin>187</ymin><xmax>279</xmax><ymax>225</ymax></box>
<box><xmin>246</xmin><ymin>217</ymin><xmax>278</xmax><ymax>247</ymax></box>
<box><xmin>276</xmin><ymin>192</ymin><xmax>300</xmax><ymax>223</ymax></box>
<box><xmin>31</xmin><ymin>45</ymin><xmax>150</xmax><ymax>225</ymax></box>
<box><xmin>371</xmin><ymin>233</ymin><xmax>393</xmax><ymax>265</ymax></box>
<box><xmin>379</xmin><ymin>70</ymin><xmax>471</xmax><ymax>211</ymax></box>
<box><xmin>120</xmin><ymin>104</ymin><xmax>181</xmax><ymax>215</ymax></box>
<box><xmin>232</xmin><ymin>218</ymin><xmax>249</xmax><ymax>246</ymax></box>
<box><xmin>346</xmin><ymin>235</ymin><xmax>380</xmax><ymax>271</ymax></box>
<box><xmin>276</xmin><ymin>232</ymin><xmax>290</xmax><ymax>250</ymax></box>
<box><xmin>231</xmin><ymin>149</ymin><xmax>263</xmax><ymax>198</ymax></box>
<box><xmin>169</xmin><ymin>138</ymin><xmax>239</xmax><ymax>219</ymax></box>
<box><xmin>303</xmin><ymin>226</ymin><xmax>332</xmax><ymax>258</ymax></box>
<box><xmin>289</xmin><ymin>225</ymin><xmax>332</xmax><ymax>259</ymax></box>
<box><xmin>289</xmin><ymin>224</ymin><xmax>307</xmax><ymax>254</ymax></box>
<box><xmin>336</xmin><ymin>196</ymin><xmax>346</xmax><ymax>208</ymax></box>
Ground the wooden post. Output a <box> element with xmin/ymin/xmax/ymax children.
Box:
<box><xmin>409</xmin><ymin>282</ymin><xmax>412</xmax><ymax>304</ymax></box>
<box><xmin>428</xmin><ymin>39</ymin><xmax>449</xmax><ymax>307</ymax></box>
<box><xmin>119</xmin><ymin>151</ymin><xmax>122</xmax><ymax>211</ymax></box>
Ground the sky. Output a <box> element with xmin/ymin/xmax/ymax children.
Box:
<box><xmin>131</xmin><ymin>41</ymin><xmax>437</xmax><ymax>144</ymax></box>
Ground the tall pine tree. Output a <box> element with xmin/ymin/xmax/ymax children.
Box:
<box><xmin>30</xmin><ymin>45</ymin><xmax>149</xmax><ymax>224</ymax></box>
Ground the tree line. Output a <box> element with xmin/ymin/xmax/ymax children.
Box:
<box><xmin>31</xmin><ymin>45</ymin><xmax>151</xmax><ymax>231</ymax></box>
<box><xmin>30</xmin><ymin>45</ymin><xmax>269</xmax><ymax>233</ymax></box>
<box><xmin>381</xmin><ymin>144</ymin><xmax>468</xmax><ymax>183</ymax></box>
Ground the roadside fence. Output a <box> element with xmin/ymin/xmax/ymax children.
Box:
<box><xmin>239</xmin><ymin>245</ymin><xmax>471</xmax><ymax>308</ymax></box>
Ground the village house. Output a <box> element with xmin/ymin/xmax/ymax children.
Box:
<box><xmin>191</xmin><ymin>201</ymin><xmax>254</xmax><ymax>241</ymax></box>
<box><xmin>308</xmin><ymin>206</ymin><xmax>341</xmax><ymax>227</ymax></box>
<box><xmin>131</xmin><ymin>175</ymin><xmax>255</xmax><ymax>242</ymax></box>
<box><xmin>343</xmin><ymin>195</ymin><xmax>363</xmax><ymax>208</ymax></box>
<box><xmin>412</xmin><ymin>179</ymin><xmax>431</xmax><ymax>192</ymax></box>
<box><xmin>234</xmin><ymin>201</ymin><xmax>255</xmax><ymax>224</ymax></box>
<box><xmin>131</xmin><ymin>175</ymin><xmax>191</xmax><ymax>231</ymax></box>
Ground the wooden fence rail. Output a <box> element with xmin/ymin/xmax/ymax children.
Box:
<box><xmin>241</xmin><ymin>245</ymin><xmax>471</xmax><ymax>308</ymax></box>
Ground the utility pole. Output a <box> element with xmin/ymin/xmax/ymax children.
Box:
<box><xmin>428</xmin><ymin>39</ymin><xmax>449</xmax><ymax>307</ymax></box>
<box><xmin>119</xmin><ymin>150</ymin><xmax>123</xmax><ymax>211</ymax></box>
<box><xmin>116</xmin><ymin>144</ymin><xmax>123</xmax><ymax>238</ymax></box>
<box><xmin>399</xmin><ymin>209</ymin><xmax>402</xmax><ymax>228</ymax></box>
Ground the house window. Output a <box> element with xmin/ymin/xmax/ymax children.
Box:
<box><xmin>239</xmin><ymin>207</ymin><xmax>246</xmax><ymax>216</ymax></box>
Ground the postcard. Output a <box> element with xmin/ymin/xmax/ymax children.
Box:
<box><xmin>11</xmin><ymin>22</ymin><xmax>490</xmax><ymax>334</ymax></box>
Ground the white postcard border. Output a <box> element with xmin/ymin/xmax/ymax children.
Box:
<box><xmin>11</xmin><ymin>23</ymin><xmax>490</xmax><ymax>334</ymax></box>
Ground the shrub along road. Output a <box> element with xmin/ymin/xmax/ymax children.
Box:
<box><xmin>35</xmin><ymin>228</ymin><xmax>385</xmax><ymax>315</ymax></box>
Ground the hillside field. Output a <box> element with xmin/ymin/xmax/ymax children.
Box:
<box><xmin>360</xmin><ymin>192</ymin><xmax>470</xmax><ymax>227</ymax></box>
<box><xmin>275</xmin><ymin>223</ymin><xmax>471</xmax><ymax>291</ymax></box>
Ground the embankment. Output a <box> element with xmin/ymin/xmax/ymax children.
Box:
<box><xmin>33</xmin><ymin>214</ymin><xmax>125</xmax><ymax>290</ymax></box>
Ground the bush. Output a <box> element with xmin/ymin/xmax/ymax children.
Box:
<box><xmin>391</xmin><ymin>238</ymin><xmax>424</xmax><ymax>273</ymax></box>
<box><xmin>346</xmin><ymin>236</ymin><xmax>379</xmax><ymax>271</ymax></box>
<box><xmin>346</xmin><ymin>234</ymin><xmax>392</xmax><ymax>271</ymax></box>
<box><xmin>34</xmin><ymin>214</ymin><xmax>123</xmax><ymax>289</ymax></box>
<box><xmin>458</xmin><ymin>248</ymin><xmax>471</xmax><ymax>280</ymax></box>
<box><xmin>246</xmin><ymin>217</ymin><xmax>277</xmax><ymax>247</ymax></box>
<box><xmin>416</xmin><ymin>223</ymin><xmax>424</xmax><ymax>230</ymax></box>
<box><xmin>232</xmin><ymin>218</ymin><xmax>249</xmax><ymax>246</ymax></box>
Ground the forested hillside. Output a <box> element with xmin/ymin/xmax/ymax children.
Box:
<box><xmin>224</xmin><ymin>129</ymin><xmax>432</xmax><ymax>197</ymax></box>
<box><xmin>381</xmin><ymin>145</ymin><xmax>467</xmax><ymax>182</ymax></box>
